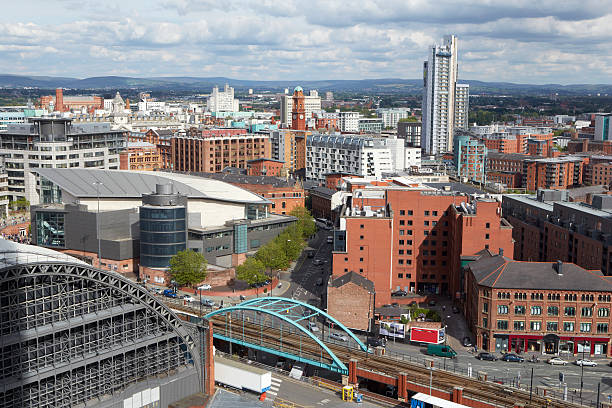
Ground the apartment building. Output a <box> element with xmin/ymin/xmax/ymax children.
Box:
<box><xmin>583</xmin><ymin>155</ymin><xmax>612</xmax><ymax>185</ymax></box>
<box><xmin>305</xmin><ymin>134</ymin><xmax>394</xmax><ymax>183</ymax></box>
<box><xmin>358</xmin><ymin>118</ymin><xmax>383</xmax><ymax>133</ymax></box>
<box><xmin>376</xmin><ymin>108</ymin><xmax>412</xmax><ymax>129</ymax></box>
<box><xmin>397</xmin><ymin>121</ymin><xmax>422</xmax><ymax>147</ymax></box>
<box><xmin>270</xmin><ymin>129</ymin><xmax>310</xmax><ymax>174</ymax></box>
<box><xmin>171</xmin><ymin>131</ymin><xmax>270</xmax><ymax>173</ymax></box>
<box><xmin>119</xmin><ymin>141</ymin><xmax>163</xmax><ymax>171</ymax></box>
<box><xmin>339</xmin><ymin>111</ymin><xmax>360</xmax><ymax>133</ymax></box>
<box><xmin>332</xmin><ymin>183</ymin><xmax>513</xmax><ymax>305</ymax></box>
<box><xmin>454</xmin><ymin>84</ymin><xmax>470</xmax><ymax>131</ymax></box>
<box><xmin>453</xmin><ymin>134</ymin><xmax>486</xmax><ymax>183</ymax></box>
<box><xmin>465</xmin><ymin>252</ymin><xmax>612</xmax><ymax>356</ymax></box>
<box><xmin>502</xmin><ymin>190</ymin><xmax>612</xmax><ymax>276</ymax></box>
<box><xmin>0</xmin><ymin>117</ymin><xmax>126</xmax><ymax>204</ymax></box>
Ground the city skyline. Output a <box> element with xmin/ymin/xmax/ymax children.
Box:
<box><xmin>1</xmin><ymin>0</ymin><xmax>611</xmax><ymax>84</ymax></box>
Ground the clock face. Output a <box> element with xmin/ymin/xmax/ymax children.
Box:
<box><xmin>299</xmin><ymin>114</ymin><xmax>304</xmax><ymax>120</ymax></box>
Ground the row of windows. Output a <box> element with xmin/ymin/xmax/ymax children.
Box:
<box><xmin>493</xmin><ymin>304</ymin><xmax>609</xmax><ymax>317</ymax></box>
<box><xmin>494</xmin><ymin>320</ymin><xmax>608</xmax><ymax>333</ymax></box>
<box><xmin>496</xmin><ymin>292</ymin><xmax>610</xmax><ymax>303</ymax></box>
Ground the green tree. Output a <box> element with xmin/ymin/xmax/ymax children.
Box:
<box><xmin>398</xmin><ymin>116</ymin><xmax>418</xmax><ymax>123</ymax></box>
<box><xmin>168</xmin><ymin>250</ymin><xmax>208</xmax><ymax>287</ymax></box>
<box><xmin>255</xmin><ymin>241</ymin><xmax>290</xmax><ymax>271</ymax></box>
<box><xmin>289</xmin><ymin>206</ymin><xmax>316</xmax><ymax>239</ymax></box>
<box><xmin>10</xmin><ymin>197</ymin><xmax>29</xmax><ymax>211</ymax></box>
<box><xmin>235</xmin><ymin>257</ymin><xmax>268</xmax><ymax>286</ymax></box>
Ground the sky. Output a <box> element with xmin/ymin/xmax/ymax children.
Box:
<box><xmin>1</xmin><ymin>0</ymin><xmax>611</xmax><ymax>84</ymax></box>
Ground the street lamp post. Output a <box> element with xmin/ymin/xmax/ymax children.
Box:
<box><xmin>579</xmin><ymin>340</ymin><xmax>586</xmax><ymax>399</ymax></box>
<box><xmin>93</xmin><ymin>181</ymin><xmax>103</xmax><ymax>268</ymax></box>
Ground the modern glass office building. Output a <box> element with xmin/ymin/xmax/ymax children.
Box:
<box><xmin>139</xmin><ymin>184</ymin><xmax>188</xmax><ymax>268</ymax></box>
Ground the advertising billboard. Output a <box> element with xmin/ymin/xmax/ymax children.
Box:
<box><xmin>379</xmin><ymin>322</ymin><xmax>405</xmax><ymax>339</ymax></box>
<box><xmin>409</xmin><ymin>327</ymin><xmax>444</xmax><ymax>344</ymax></box>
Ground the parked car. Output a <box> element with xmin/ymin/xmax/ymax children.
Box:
<box><xmin>182</xmin><ymin>295</ymin><xmax>195</xmax><ymax>302</ymax></box>
<box><xmin>548</xmin><ymin>357</ymin><xmax>568</xmax><ymax>366</ymax></box>
<box><xmin>201</xmin><ymin>299</ymin><xmax>215</xmax><ymax>307</ymax></box>
<box><xmin>367</xmin><ymin>337</ymin><xmax>386</xmax><ymax>347</ymax></box>
<box><xmin>477</xmin><ymin>352</ymin><xmax>497</xmax><ymax>361</ymax></box>
<box><xmin>428</xmin><ymin>300</ymin><xmax>436</xmax><ymax>307</ymax></box>
<box><xmin>391</xmin><ymin>289</ymin><xmax>407</xmax><ymax>297</ymax></box>
<box><xmin>574</xmin><ymin>359</ymin><xmax>597</xmax><ymax>367</ymax></box>
<box><xmin>163</xmin><ymin>289</ymin><xmax>177</xmax><ymax>298</ymax></box>
<box><xmin>426</xmin><ymin>344</ymin><xmax>457</xmax><ymax>358</ymax></box>
<box><xmin>501</xmin><ymin>353</ymin><xmax>524</xmax><ymax>362</ymax></box>
<box><xmin>452</xmin><ymin>306</ymin><xmax>459</xmax><ymax>314</ymax></box>
<box><xmin>329</xmin><ymin>332</ymin><xmax>348</xmax><ymax>342</ymax></box>
<box><xmin>461</xmin><ymin>337</ymin><xmax>473</xmax><ymax>347</ymax></box>
<box><xmin>307</xmin><ymin>321</ymin><xmax>319</xmax><ymax>333</ymax></box>
<box><xmin>316</xmin><ymin>278</ymin><xmax>324</xmax><ymax>286</ymax></box>
<box><xmin>307</xmin><ymin>250</ymin><xmax>315</xmax><ymax>258</ymax></box>
<box><xmin>197</xmin><ymin>284</ymin><xmax>211</xmax><ymax>290</ymax></box>
<box><xmin>313</xmin><ymin>259</ymin><xmax>324</xmax><ymax>266</ymax></box>
<box><xmin>326</xmin><ymin>236</ymin><xmax>333</xmax><ymax>244</ymax></box>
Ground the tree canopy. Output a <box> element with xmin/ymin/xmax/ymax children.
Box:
<box><xmin>168</xmin><ymin>250</ymin><xmax>208</xmax><ymax>287</ymax></box>
<box><xmin>235</xmin><ymin>257</ymin><xmax>268</xmax><ymax>286</ymax></box>
<box><xmin>289</xmin><ymin>206</ymin><xmax>317</xmax><ymax>239</ymax></box>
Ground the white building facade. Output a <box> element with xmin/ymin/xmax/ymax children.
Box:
<box><xmin>207</xmin><ymin>84</ymin><xmax>239</xmax><ymax>113</ymax></box>
<box><xmin>306</xmin><ymin>134</ymin><xmax>394</xmax><ymax>183</ymax></box>
<box><xmin>421</xmin><ymin>35</ymin><xmax>469</xmax><ymax>155</ymax></box>
<box><xmin>454</xmin><ymin>84</ymin><xmax>469</xmax><ymax>130</ymax></box>
<box><xmin>338</xmin><ymin>111</ymin><xmax>360</xmax><ymax>132</ymax></box>
<box><xmin>376</xmin><ymin>108</ymin><xmax>412</xmax><ymax>129</ymax></box>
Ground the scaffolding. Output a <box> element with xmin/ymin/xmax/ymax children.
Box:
<box><xmin>0</xmin><ymin>262</ymin><xmax>200</xmax><ymax>408</ymax></box>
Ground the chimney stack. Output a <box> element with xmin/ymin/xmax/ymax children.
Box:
<box><xmin>556</xmin><ymin>260</ymin><xmax>563</xmax><ymax>275</ymax></box>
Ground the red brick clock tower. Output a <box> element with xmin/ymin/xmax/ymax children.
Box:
<box><xmin>291</xmin><ymin>86</ymin><xmax>306</xmax><ymax>131</ymax></box>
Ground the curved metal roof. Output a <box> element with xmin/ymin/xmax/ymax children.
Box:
<box><xmin>35</xmin><ymin>168</ymin><xmax>268</xmax><ymax>204</ymax></box>
<box><xmin>0</xmin><ymin>238</ymin><xmax>87</xmax><ymax>269</ymax></box>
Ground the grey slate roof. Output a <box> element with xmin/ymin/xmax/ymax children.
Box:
<box><xmin>183</xmin><ymin>171</ymin><xmax>297</xmax><ymax>188</ymax></box>
<box><xmin>468</xmin><ymin>254</ymin><xmax>612</xmax><ymax>292</ymax></box>
<box><xmin>330</xmin><ymin>271</ymin><xmax>375</xmax><ymax>292</ymax></box>
<box><xmin>309</xmin><ymin>186</ymin><xmax>336</xmax><ymax>199</ymax></box>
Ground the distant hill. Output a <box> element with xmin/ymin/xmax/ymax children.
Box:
<box><xmin>1</xmin><ymin>74</ymin><xmax>611</xmax><ymax>96</ymax></box>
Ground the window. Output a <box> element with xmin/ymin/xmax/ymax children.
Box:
<box><xmin>483</xmin><ymin>302</ymin><xmax>488</xmax><ymax>313</ymax></box>
<box><xmin>399</xmin><ymin>230</ymin><xmax>405</xmax><ymax>236</ymax></box>
<box><xmin>424</xmin><ymin>221</ymin><xmax>429</xmax><ymax>226</ymax></box>
<box><xmin>408</xmin><ymin>210</ymin><xmax>413</xmax><ymax>215</ymax></box>
<box><xmin>399</xmin><ymin>250</ymin><xmax>404</xmax><ymax>255</ymax></box>
<box><xmin>399</xmin><ymin>210</ymin><xmax>405</xmax><ymax>215</ymax></box>
<box><xmin>486</xmin><ymin>222</ymin><xmax>490</xmax><ymax>229</ymax></box>
<box><xmin>598</xmin><ymin>307</ymin><xmax>610</xmax><ymax>317</ymax></box>
<box><xmin>360</xmin><ymin>235</ymin><xmax>364</xmax><ymax>240</ymax></box>
<box><xmin>514</xmin><ymin>305</ymin><xmax>525</xmax><ymax>315</ymax></box>
<box><xmin>530</xmin><ymin>321</ymin><xmax>541</xmax><ymax>331</ymax></box>
<box><xmin>564</xmin><ymin>307</ymin><xmax>576</xmax><ymax>316</ymax></box>
<box><xmin>399</xmin><ymin>220</ymin><xmax>405</xmax><ymax>225</ymax></box>
<box><xmin>531</xmin><ymin>306</ymin><xmax>542</xmax><ymax>315</ymax></box>
<box><xmin>563</xmin><ymin>322</ymin><xmax>574</xmax><ymax>332</ymax></box>
<box><xmin>360</xmin><ymin>224</ymin><xmax>364</xmax><ymax>229</ymax></box>
<box><xmin>547</xmin><ymin>322</ymin><xmax>558</xmax><ymax>332</ymax></box>
<box><xmin>432</xmin><ymin>211</ymin><xmax>438</xmax><ymax>216</ymax></box>
<box><xmin>360</xmin><ymin>246</ymin><xmax>364</xmax><ymax>251</ymax></box>
<box><xmin>580</xmin><ymin>322</ymin><xmax>591</xmax><ymax>333</ymax></box>
<box><xmin>547</xmin><ymin>306</ymin><xmax>559</xmax><ymax>316</ymax></box>
<box><xmin>514</xmin><ymin>321</ymin><xmax>525</xmax><ymax>331</ymax></box>
<box><xmin>483</xmin><ymin>317</ymin><xmax>488</xmax><ymax>328</ymax></box>
<box><xmin>497</xmin><ymin>320</ymin><xmax>508</xmax><ymax>330</ymax></box>
<box><xmin>399</xmin><ymin>240</ymin><xmax>404</xmax><ymax>245</ymax></box>
<box><xmin>497</xmin><ymin>305</ymin><xmax>509</xmax><ymax>314</ymax></box>
<box><xmin>398</xmin><ymin>273</ymin><xmax>403</xmax><ymax>278</ymax></box>
<box><xmin>597</xmin><ymin>323</ymin><xmax>609</xmax><ymax>333</ymax></box>
<box><xmin>398</xmin><ymin>259</ymin><xmax>404</xmax><ymax>265</ymax></box>
<box><xmin>424</xmin><ymin>211</ymin><xmax>430</xmax><ymax>216</ymax></box>
<box><xmin>359</xmin><ymin>257</ymin><xmax>363</xmax><ymax>262</ymax></box>
<box><xmin>581</xmin><ymin>307</ymin><xmax>592</xmax><ymax>317</ymax></box>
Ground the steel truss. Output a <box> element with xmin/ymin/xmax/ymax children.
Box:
<box><xmin>0</xmin><ymin>262</ymin><xmax>200</xmax><ymax>408</ymax></box>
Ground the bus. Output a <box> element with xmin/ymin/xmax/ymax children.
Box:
<box><xmin>410</xmin><ymin>393</ymin><xmax>471</xmax><ymax>408</ymax></box>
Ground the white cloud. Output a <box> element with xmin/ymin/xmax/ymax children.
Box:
<box><xmin>0</xmin><ymin>1</ymin><xmax>609</xmax><ymax>83</ymax></box>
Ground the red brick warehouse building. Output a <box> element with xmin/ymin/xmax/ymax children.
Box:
<box><xmin>171</xmin><ymin>129</ymin><xmax>271</xmax><ymax>172</ymax></box>
<box><xmin>331</xmin><ymin>180</ymin><xmax>514</xmax><ymax>306</ymax></box>
<box><xmin>40</xmin><ymin>88</ymin><xmax>104</xmax><ymax>113</ymax></box>
<box><xmin>465</xmin><ymin>251</ymin><xmax>612</xmax><ymax>357</ymax></box>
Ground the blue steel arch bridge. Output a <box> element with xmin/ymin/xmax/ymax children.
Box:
<box><xmin>204</xmin><ymin>297</ymin><xmax>368</xmax><ymax>374</ymax></box>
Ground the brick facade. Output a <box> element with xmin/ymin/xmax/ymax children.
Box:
<box><xmin>327</xmin><ymin>272</ymin><xmax>375</xmax><ymax>331</ymax></box>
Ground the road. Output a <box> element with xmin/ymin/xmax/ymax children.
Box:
<box><xmin>289</xmin><ymin>228</ymin><xmax>333</xmax><ymax>308</ymax></box>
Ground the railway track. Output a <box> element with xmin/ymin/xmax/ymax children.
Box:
<box><xmin>207</xmin><ymin>315</ymin><xmax>583</xmax><ymax>408</ymax></box>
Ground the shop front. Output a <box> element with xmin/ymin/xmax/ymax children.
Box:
<box><xmin>504</xmin><ymin>334</ymin><xmax>611</xmax><ymax>357</ymax></box>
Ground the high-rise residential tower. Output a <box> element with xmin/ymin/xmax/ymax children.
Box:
<box><xmin>421</xmin><ymin>35</ymin><xmax>468</xmax><ymax>155</ymax></box>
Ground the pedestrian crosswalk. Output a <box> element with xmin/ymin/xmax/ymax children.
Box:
<box><xmin>267</xmin><ymin>376</ymin><xmax>283</xmax><ymax>398</ymax></box>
